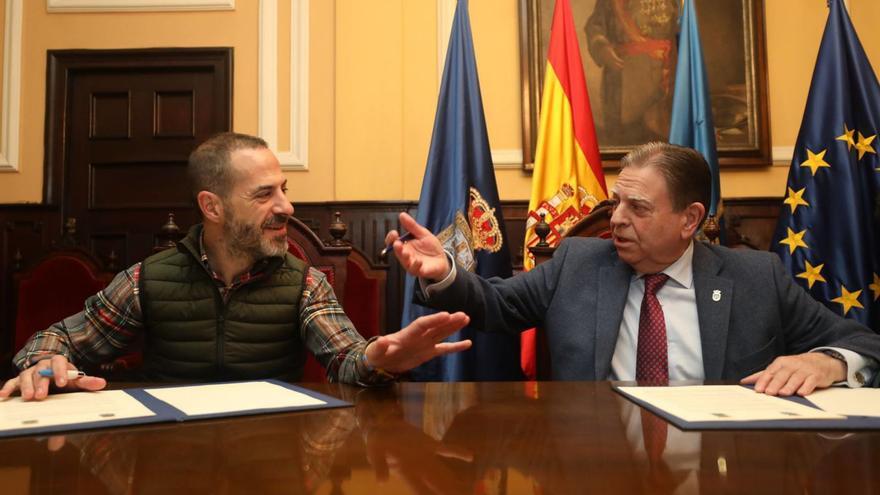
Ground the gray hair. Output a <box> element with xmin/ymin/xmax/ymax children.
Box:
<box><xmin>187</xmin><ymin>132</ymin><xmax>269</xmax><ymax>198</ymax></box>
<box><xmin>620</xmin><ymin>142</ymin><xmax>711</xmax><ymax>224</ymax></box>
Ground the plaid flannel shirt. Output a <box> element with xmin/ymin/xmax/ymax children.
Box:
<box><xmin>14</xmin><ymin>238</ymin><xmax>391</xmax><ymax>386</ymax></box>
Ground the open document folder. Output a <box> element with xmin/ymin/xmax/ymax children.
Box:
<box><xmin>0</xmin><ymin>380</ymin><xmax>350</xmax><ymax>438</ymax></box>
<box><xmin>615</xmin><ymin>385</ymin><xmax>880</xmax><ymax>430</ymax></box>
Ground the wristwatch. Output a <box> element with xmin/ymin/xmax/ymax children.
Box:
<box><xmin>819</xmin><ymin>349</ymin><xmax>846</xmax><ymax>363</ymax></box>
<box><xmin>819</xmin><ymin>349</ymin><xmax>863</xmax><ymax>384</ymax></box>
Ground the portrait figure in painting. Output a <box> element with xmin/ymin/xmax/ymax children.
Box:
<box><xmin>530</xmin><ymin>0</ymin><xmax>766</xmax><ymax>163</ymax></box>
<box><xmin>584</xmin><ymin>0</ymin><xmax>680</xmax><ymax>147</ymax></box>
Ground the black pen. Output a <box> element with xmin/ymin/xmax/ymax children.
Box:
<box><xmin>379</xmin><ymin>232</ymin><xmax>414</xmax><ymax>259</ymax></box>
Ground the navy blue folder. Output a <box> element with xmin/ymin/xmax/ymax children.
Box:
<box><xmin>613</xmin><ymin>384</ymin><xmax>880</xmax><ymax>430</ymax></box>
<box><xmin>0</xmin><ymin>380</ymin><xmax>351</xmax><ymax>439</ymax></box>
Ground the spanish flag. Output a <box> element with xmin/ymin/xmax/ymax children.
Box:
<box><xmin>522</xmin><ymin>0</ymin><xmax>607</xmax><ymax>380</ymax></box>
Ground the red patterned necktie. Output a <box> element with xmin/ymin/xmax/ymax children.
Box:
<box><xmin>636</xmin><ymin>273</ymin><xmax>670</xmax><ymax>383</ymax></box>
<box><xmin>640</xmin><ymin>408</ymin><xmax>668</xmax><ymax>462</ymax></box>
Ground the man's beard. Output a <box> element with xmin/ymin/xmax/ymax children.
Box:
<box><xmin>223</xmin><ymin>211</ymin><xmax>290</xmax><ymax>261</ymax></box>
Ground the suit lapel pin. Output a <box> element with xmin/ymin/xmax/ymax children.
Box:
<box><xmin>712</xmin><ymin>289</ymin><xmax>722</xmax><ymax>302</ymax></box>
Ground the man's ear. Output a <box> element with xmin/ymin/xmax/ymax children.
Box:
<box><xmin>197</xmin><ymin>191</ymin><xmax>223</xmax><ymax>222</ymax></box>
<box><xmin>681</xmin><ymin>202</ymin><xmax>706</xmax><ymax>239</ymax></box>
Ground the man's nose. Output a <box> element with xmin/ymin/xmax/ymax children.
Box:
<box><xmin>274</xmin><ymin>193</ymin><xmax>294</xmax><ymax>216</ymax></box>
<box><xmin>609</xmin><ymin>204</ymin><xmax>625</xmax><ymax>227</ymax></box>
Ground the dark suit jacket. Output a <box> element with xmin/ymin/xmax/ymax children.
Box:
<box><xmin>418</xmin><ymin>239</ymin><xmax>880</xmax><ymax>381</ymax></box>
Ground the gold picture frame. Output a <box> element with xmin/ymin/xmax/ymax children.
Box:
<box><xmin>518</xmin><ymin>0</ymin><xmax>771</xmax><ymax>170</ymax></box>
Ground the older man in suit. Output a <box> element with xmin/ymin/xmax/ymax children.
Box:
<box><xmin>387</xmin><ymin>142</ymin><xmax>880</xmax><ymax>396</ymax></box>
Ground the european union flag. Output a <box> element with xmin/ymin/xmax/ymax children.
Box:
<box><xmin>772</xmin><ymin>0</ymin><xmax>880</xmax><ymax>330</ymax></box>
<box><xmin>402</xmin><ymin>0</ymin><xmax>522</xmax><ymax>381</ymax></box>
<box><xmin>668</xmin><ymin>0</ymin><xmax>720</xmax><ymax>216</ymax></box>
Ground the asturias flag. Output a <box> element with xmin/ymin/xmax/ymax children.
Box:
<box><xmin>401</xmin><ymin>0</ymin><xmax>522</xmax><ymax>381</ymax></box>
<box><xmin>771</xmin><ymin>0</ymin><xmax>880</xmax><ymax>330</ymax></box>
<box><xmin>521</xmin><ymin>0</ymin><xmax>608</xmax><ymax>380</ymax></box>
<box><xmin>668</xmin><ymin>0</ymin><xmax>720</xmax><ymax>217</ymax></box>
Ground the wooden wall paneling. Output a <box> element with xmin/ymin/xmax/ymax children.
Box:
<box><xmin>501</xmin><ymin>202</ymin><xmax>529</xmax><ymax>271</ymax></box>
<box><xmin>0</xmin><ymin>198</ymin><xmax>783</xmax><ymax>367</ymax></box>
<box><xmin>722</xmin><ymin>197</ymin><xmax>783</xmax><ymax>250</ymax></box>
<box><xmin>294</xmin><ymin>201</ymin><xmax>418</xmax><ymax>333</ymax></box>
<box><xmin>88</xmin><ymin>232</ymin><xmax>128</xmax><ymax>272</ymax></box>
<box><xmin>294</xmin><ymin>201</ymin><xmax>562</xmax><ymax>330</ymax></box>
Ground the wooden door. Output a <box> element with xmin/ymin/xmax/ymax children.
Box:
<box><xmin>44</xmin><ymin>48</ymin><xmax>232</xmax><ymax>267</ymax></box>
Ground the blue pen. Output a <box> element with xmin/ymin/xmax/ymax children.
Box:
<box><xmin>37</xmin><ymin>369</ymin><xmax>86</xmax><ymax>380</ymax></box>
<box><xmin>379</xmin><ymin>232</ymin><xmax>414</xmax><ymax>258</ymax></box>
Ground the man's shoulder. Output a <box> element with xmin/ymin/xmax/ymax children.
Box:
<box><xmin>271</xmin><ymin>254</ymin><xmax>321</xmax><ymax>290</ymax></box>
<box><xmin>279</xmin><ymin>252</ymin><xmax>309</xmax><ymax>273</ymax></box>
<box><xmin>143</xmin><ymin>245</ymin><xmax>185</xmax><ymax>265</ymax></box>
<box><xmin>696</xmin><ymin>242</ymin><xmax>781</xmax><ymax>275</ymax></box>
<box><xmin>699</xmin><ymin>242</ymin><xmax>777</xmax><ymax>261</ymax></box>
<box><xmin>303</xmin><ymin>265</ymin><xmax>329</xmax><ymax>285</ymax></box>
<box><xmin>556</xmin><ymin>237</ymin><xmax>616</xmax><ymax>259</ymax></box>
<box><xmin>530</xmin><ymin>237</ymin><xmax>618</xmax><ymax>276</ymax></box>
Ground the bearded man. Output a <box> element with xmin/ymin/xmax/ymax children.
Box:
<box><xmin>3</xmin><ymin>133</ymin><xmax>470</xmax><ymax>401</ymax></box>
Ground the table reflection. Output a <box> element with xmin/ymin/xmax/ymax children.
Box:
<box><xmin>9</xmin><ymin>409</ymin><xmax>356</xmax><ymax>494</ymax></box>
<box><xmin>2</xmin><ymin>381</ymin><xmax>879</xmax><ymax>494</ymax></box>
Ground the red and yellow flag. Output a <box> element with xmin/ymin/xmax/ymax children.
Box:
<box><xmin>522</xmin><ymin>0</ymin><xmax>607</xmax><ymax>380</ymax></box>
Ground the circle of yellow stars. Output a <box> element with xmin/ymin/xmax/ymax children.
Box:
<box><xmin>779</xmin><ymin>122</ymin><xmax>877</xmax><ymax>316</ymax></box>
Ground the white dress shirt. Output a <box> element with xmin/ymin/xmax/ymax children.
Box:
<box><xmin>608</xmin><ymin>241</ymin><xmax>875</xmax><ymax>386</ymax></box>
<box><xmin>611</xmin><ymin>241</ymin><xmax>704</xmax><ymax>381</ymax></box>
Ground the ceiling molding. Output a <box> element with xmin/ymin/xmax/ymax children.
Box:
<box><xmin>46</xmin><ymin>0</ymin><xmax>235</xmax><ymax>12</ymax></box>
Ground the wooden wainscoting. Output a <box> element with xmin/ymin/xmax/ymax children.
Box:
<box><xmin>0</xmin><ymin>198</ymin><xmax>781</xmax><ymax>365</ymax></box>
<box><xmin>722</xmin><ymin>197</ymin><xmax>784</xmax><ymax>251</ymax></box>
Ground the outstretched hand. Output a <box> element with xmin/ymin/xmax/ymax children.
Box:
<box><xmin>740</xmin><ymin>352</ymin><xmax>846</xmax><ymax>397</ymax></box>
<box><xmin>385</xmin><ymin>212</ymin><xmax>450</xmax><ymax>281</ymax></box>
<box><xmin>364</xmin><ymin>312</ymin><xmax>472</xmax><ymax>373</ymax></box>
<box><xmin>0</xmin><ymin>355</ymin><xmax>107</xmax><ymax>401</ymax></box>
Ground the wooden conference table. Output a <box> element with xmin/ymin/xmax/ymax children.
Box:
<box><xmin>2</xmin><ymin>381</ymin><xmax>878</xmax><ymax>494</ymax></box>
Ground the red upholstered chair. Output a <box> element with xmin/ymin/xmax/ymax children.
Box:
<box><xmin>286</xmin><ymin>216</ymin><xmax>389</xmax><ymax>382</ymax></box>
<box><xmin>286</xmin><ymin>216</ymin><xmax>352</xmax><ymax>299</ymax></box>
<box><xmin>529</xmin><ymin>200</ymin><xmax>613</xmax><ymax>266</ymax></box>
<box><xmin>342</xmin><ymin>246</ymin><xmax>387</xmax><ymax>342</ymax></box>
<box><xmin>286</xmin><ymin>217</ymin><xmax>351</xmax><ymax>381</ymax></box>
<box><xmin>10</xmin><ymin>214</ymin><xmax>183</xmax><ymax>378</ymax></box>
<box><xmin>11</xmin><ymin>248</ymin><xmax>115</xmax><ymax>369</ymax></box>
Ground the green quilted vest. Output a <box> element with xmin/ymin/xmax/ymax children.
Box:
<box><xmin>139</xmin><ymin>225</ymin><xmax>307</xmax><ymax>381</ymax></box>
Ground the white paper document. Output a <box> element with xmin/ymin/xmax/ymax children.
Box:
<box><xmin>144</xmin><ymin>381</ymin><xmax>326</xmax><ymax>416</ymax></box>
<box><xmin>805</xmin><ymin>387</ymin><xmax>880</xmax><ymax>417</ymax></box>
<box><xmin>617</xmin><ymin>385</ymin><xmax>845</xmax><ymax>422</ymax></box>
<box><xmin>0</xmin><ymin>390</ymin><xmax>156</xmax><ymax>432</ymax></box>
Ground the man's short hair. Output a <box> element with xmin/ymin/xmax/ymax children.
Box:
<box><xmin>187</xmin><ymin>132</ymin><xmax>269</xmax><ymax>198</ymax></box>
<box><xmin>620</xmin><ymin>142</ymin><xmax>711</xmax><ymax>222</ymax></box>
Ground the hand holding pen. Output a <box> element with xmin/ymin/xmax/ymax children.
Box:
<box><xmin>0</xmin><ymin>355</ymin><xmax>107</xmax><ymax>401</ymax></box>
<box><xmin>379</xmin><ymin>232</ymin><xmax>414</xmax><ymax>259</ymax></box>
<box><xmin>37</xmin><ymin>369</ymin><xmax>87</xmax><ymax>380</ymax></box>
<box><xmin>382</xmin><ymin>212</ymin><xmax>451</xmax><ymax>281</ymax></box>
